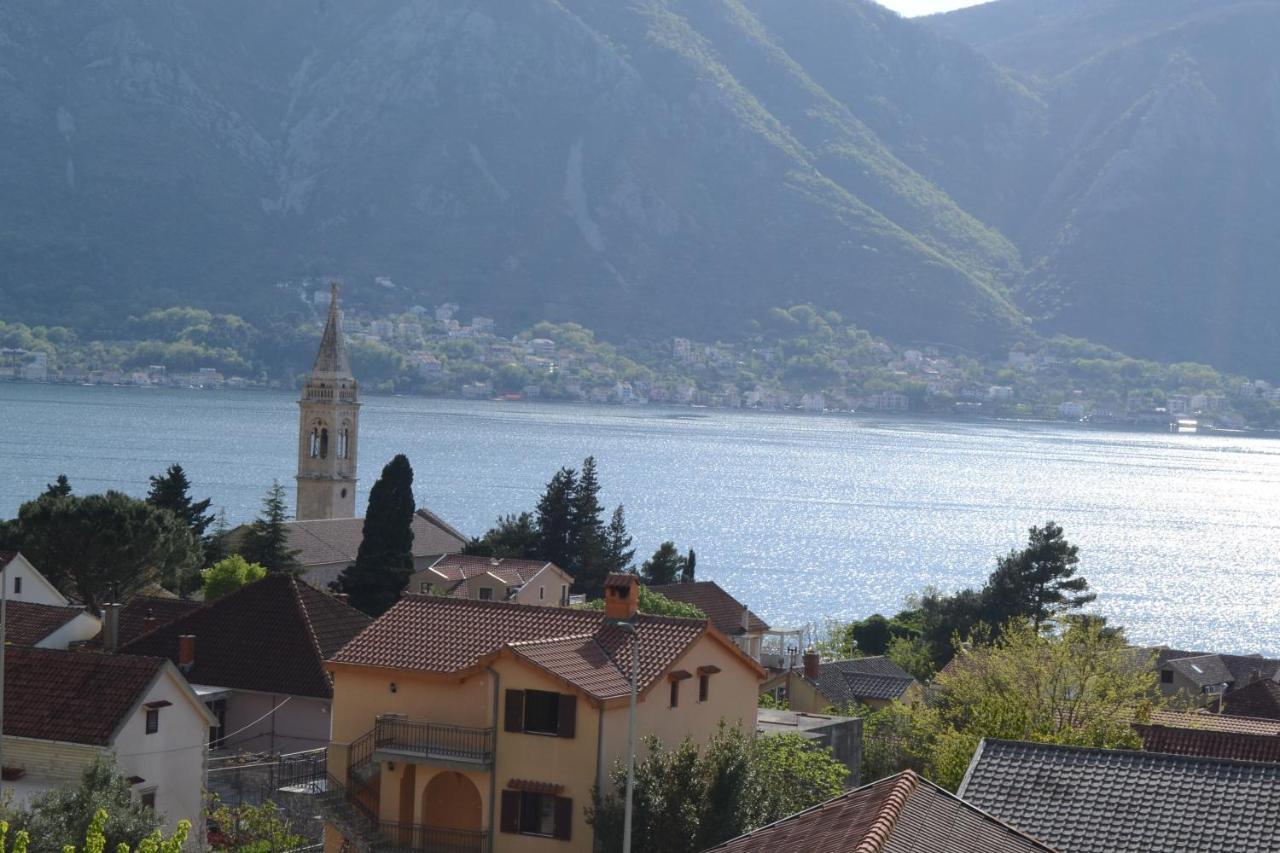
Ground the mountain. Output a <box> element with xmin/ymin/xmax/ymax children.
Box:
<box><xmin>925</xmin><ymin>0</ymin><xmax>1280</xmax><ymax>374</ymax></box>
<box><xmin>2</xmin><ymin>0</ymin><xmax>1278</xmax><ymax>376</ymax></box>
<box><xmin>0</xmin><ymin>0</ymin><xmax>1032</xmax><ymax>352</ymax></box>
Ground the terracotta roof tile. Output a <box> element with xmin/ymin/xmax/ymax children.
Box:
<box><xmin>1220</xmin><ymin>678</ymin><xmax>1280</xmax><ymax>720</ymax></box>
<box><xmin>1149</xmin><ymin>710</ymin><xmax>1280</xmax><ymax>737</ymax></box>
<box><xmin>648</xmin><ymin>582</ymin><xmax>768</xmax><ymax>636</ymax></box>
<box><xmin>508</xmin><ymin>634</ymin><xmax>632</xmax><ymax>700</ymax></box>
<box><xmin>959</xmin><ymin>739</ymin><xmax>1280</xmax><ymax>853</ymax></box>
<box><xmin>330</xmin><ymin>595</ymin><xmax>712</xmax><ymax>698</ymax></box>
<box><xmin>279</xmin><ymin>510</ymin><xmax>466</xmax><ymax>569</ymax></box>
<box><xmin>427</xmin><ymin>554</ymin><xmax>559</xmax><ymax>587</ymax></box>
<box><xmin>120</xmin><ymin>574</ymin><xmax>370</xmax><ymax>698</ymax></box>
<box><xmin>707</xmin><ymin>770</ymin><xmax>1056</xmax><ymax>852</ymax></box>
<box><xmin>1135</xmin><ymin>710</ymin><xmax>1280</xmax><ymax>763</ymax></box>
<box><xmin>115</xmin><ymin>596</ymin><xmax>202</xmax><ymax>646</ymax></box>
<box><xmin>3</xmin><ymin>647</ymin><xmax>165</xmax><ymax>745</ymax></box>
<box><xmin>1</xmin><ymin>600</ymin><xmax>83</xmax><ymax>646</ymax></box>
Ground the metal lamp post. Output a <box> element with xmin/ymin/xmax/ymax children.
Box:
<box><xmin>606</xmin><ymin>617</ymin><xmax>639</xmax><ymax>853</ymax></box>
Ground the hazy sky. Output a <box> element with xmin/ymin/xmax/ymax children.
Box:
<box><xmin>876</xmin><ymin>0</ymin><xmax>991</xmax><ymax>17</ymax></box>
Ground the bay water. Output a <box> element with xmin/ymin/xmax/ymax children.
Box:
<box><xmin>3</xmin><ymin>382</ymin><xmax>1278</xmax><ymax>653</ymax></box>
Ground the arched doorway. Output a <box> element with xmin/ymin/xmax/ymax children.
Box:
<box><xmin>421</xmin><ymin>771</ymin><xmax>482</xmax><ymax>832</ymax></box>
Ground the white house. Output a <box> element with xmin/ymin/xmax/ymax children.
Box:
<box><xmin>407</xmin><ymin>554</ymin><xmax>575</xmax><ymax>606</ymax></box>
<box><xmin>1</xmin><ymin>647</ymin><xmax>215</xmax><ymax>837</ymax></box>
<box><xmin>0</xmin><ymin>551</ymin><xmax>101</xmax><ymax>648</ymax></box>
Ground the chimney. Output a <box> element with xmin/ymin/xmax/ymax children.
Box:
<box><xmin>102</xmin><ymin>603</ymin><xmax>121</xmax><ymax>651</ymax></box>
<box><xmin>178</xmin><ymin>635</ymin><xmax>196</xmax><ymax>673</ymax></box>
<box><xmin>333</xmin><ymin>593</ymin><xmax>350</xmax><ymax>605</ymax></box>
<box><xmin>604</xmin><ymin>573</ymin><xmax>639</xmax><ymax>621</ymax></box>
<box><xmin>741</xmin><ymin>604</ymin><xmax>750</xmax><ymax>634</ymax></box>
<box><xmin>802</xmin><ymin>650</ymin><xmax>820</xmax><ymax>680</ymax></box>
<box><xmin>142</xmin><ymin>607</ymin><xmax>157</xmax><ymax>635</ymax></box>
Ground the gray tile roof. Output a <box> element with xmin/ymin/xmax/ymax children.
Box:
<box><xmin>811</xmin><ymin>657</ymin><xmax>916</xmax><ymax>705</ymax></box>
<box><xmin>282</xmin><ymin>508</ymin><xmax>466</xmax><ymax>568</ymax></box>
<box><xmin>959</xmin><ymin>739</ymin><xmax>1280</xmax><ymax>853</ymax></box>
<box><xmin>1168</xmin><ymin>654</ymin><xmax>1235</xmax><ymax>688</ymax></box>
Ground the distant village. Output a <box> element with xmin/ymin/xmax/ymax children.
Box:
<box><xmin>5</xmin><ymin>287</ymin><xmax>1280</xmax><ymax>853</ymax></box>
<box><xmin>6</xmin><ymin>280</ymin><xmax>1280</xmax><ymax>432</ymax></box>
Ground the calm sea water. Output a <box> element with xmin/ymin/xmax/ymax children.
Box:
<box><xmin>3</xmin><ymin>382</ymin><xmax>1279</xmax><ymax>652</ymax></box>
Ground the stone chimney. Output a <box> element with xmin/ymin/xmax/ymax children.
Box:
<box><xmin>178</xmin><ymin>635</ymin><xmax>196</xmax><ymax>673</ymax></box>
<box><xmin>604</xmin><ymin>573</ymin><xmax>639</xmax><ymax>621</ymax></box>
<box><xmin>802</xmin><ymin>650</ymin><xmax>820</xmax><ymax>680</ymax></box>
<box><xmin>102</xmin><ymin>603</ymin><xmax>121</xmax><ymax>651</ymax></box>
<box><xmin>142</xmin><ymin>607</ymin><xmax>157</xmax><ymax>635</ymax></box>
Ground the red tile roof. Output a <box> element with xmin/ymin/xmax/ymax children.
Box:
<box><xmin>1220</xmin><ymin>678</ymin><xmax>1280</xmax><ymax>720</ymax></box>
<box><xmin>114</xmin><ymin>596</ymin><xmax>202</xmax><ymax>646</ymax></box>
<box><xmin>2</xmin><ymin>600</ymin><xmax>83</xmax><ymax>646</ymax></box>
<box><xmin>3</xmin><ymin>647</ymin><xmax>166</xmax><ymax>745</ymax></box>
<box><xmin>648</xmin><ymin>581</ymin><xmax>769</xmax><ymax>636</ymax></box>
<box><xmin>0</xmin><ymin>551</ymin><xmax>17</xmax><ymax>566</ymax></box>
<box><xmin>330</xmin><ymin>595</ymin><xmax>754</xmax><ymax>699</ymax></box>
<box><xmin>120</xmin><ymin>574</ymin><xmax>370</xmax><ymax>698</ymax></box>
<box><xmin>707</xmin><ymin>770</ymin><xmax>1056</xmax><ymax>852</ymax></box>
<box><xmin>1136</xmin><ymin>711</ymin><xmax>1280</xmax><ymax>763</ymax></box>
<box><xmin>426</xmin><ymin>554</ymin><xmax>559</xmax><ymax>587</ymax></box>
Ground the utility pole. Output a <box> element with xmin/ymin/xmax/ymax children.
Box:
<box><xmin>1</xmin><ymin>559</ymin><xmax>7</xmax><ymax>787</ymax></box>
<box><xmin>606</xmin><ymin>617</ymin><xmax>639</xmax><ymax>853</ymax></box>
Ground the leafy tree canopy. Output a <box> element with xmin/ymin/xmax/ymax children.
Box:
<box><xmin>201</xmin><ymin>554</ymin><xmax>266</xmax><ymax>600</ymax></box>
<box><xmin>146</xmin><ymin>463</ymin><xmax>215</xmax><ymax>540</ymax></box>
<box><xmin>640</xmin><ymin>541</ymin><xmax>687</xmax><ymax>586</ymax></box>
<box><xmin>578</xmin><ymin>585</ymin><xmax>706</xmax><ymax>620</ymax></box>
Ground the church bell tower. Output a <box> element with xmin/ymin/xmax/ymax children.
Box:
<box><xmin>296</xmin><ymin>283</ymin><xmax>359</xmax><ymax>520</ymax></box>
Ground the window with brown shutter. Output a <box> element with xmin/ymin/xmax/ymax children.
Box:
<box><xmin>699</xmin><ymin>674</ymin><xmax>709</xmax><ymax>702</ymax></box>
<box><xmin>505</xmin><ymin>690</ymin><xmax>525</xmax><ymax>733</ymax></box>
<box><xmin>670</xmin><ymin>679</ymin><xmax>679</xmax><ymax>708</ymax></box>
<box><xmin>553</xmin><ymin>795</ymin><xmax>573</xmax><ymax>840</ymax></box>
<box><xmin>500</xmin><ymin>790</ymin><xmax>521</xmax><ymax>833</ymax></box>
<box><xmin>557</xmin><ymin>694</ymin><xmax>576</xmax><ymax>738</ymax></box>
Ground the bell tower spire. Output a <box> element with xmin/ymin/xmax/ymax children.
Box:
<box><xmin>296</xmin><ymin>282</ymin><xmax>359</xmax><ymax>520</ymax></box>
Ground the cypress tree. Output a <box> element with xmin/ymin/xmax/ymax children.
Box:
<box><xmin>334</xmin><ymin>455</ymin><xmax>416</xmax><ymax>616</ymax></box>
<box><xmin>44</xmin><ymin>474</ymin><xmax>72</xmax><ymax>498</ymax></box>
<box><xmin>241</xmin><ymin>482</ymin><xmax>301</xmax><ymax>575</ymax></box>
<box><xmin>602</xmin><ymin>505</ymin><xmax>635</xmax><ymax>575</ymax></box>
<box><xmin>681</xmin><ymin>548</ymin><xmax>697</xmax><ymax>583</ymax></box>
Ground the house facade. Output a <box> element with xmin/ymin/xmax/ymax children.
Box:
<box><xmin>647</xmin><ymin>581</ymin><xmax>769</xmax><ymax>662</ymax></box>
<box><xmin>0</xmin><ymin>551</ymin><xmax>101</xmax><ymax>648</ymax></box>
<box><xmin>407</xmin><ymin>554</ymin><xmax>574</xmax><ymax>606</ymax></box>
<box><xmin>322</xmin><ymin>574</ymin><xmax>764</xmax><ymax>853</ymax></box>
<box><xmin>1</xmin><ymin>647</ymin><xmax>215</xmax><ymax>836</ymax></box>
<box><xmin>762</xmin><ymin>653</ymin><xmax>920</xmax><ymax>712</ymax></box>
<box><xmin>120</xmin><ymin>574</ymin><xmax>370</xmax><ymax>754</ymax></box>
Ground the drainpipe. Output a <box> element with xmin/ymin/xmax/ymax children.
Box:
<box><xmin>486</xmin><ymin>666</ymin><xmax>499</xmax><ymax>847</ymax></box>
<box><xmin>594</xmin><ymin>704</ymin><xmax>605</xmax><ymax>851</ymax></box>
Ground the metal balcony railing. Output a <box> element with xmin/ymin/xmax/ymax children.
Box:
<box><xmin>377</xmin><ymin>822</ymin><xmax>490</xmax><ymax>853</ymax></box>
<box><xmin>373</xmin><ymin>717</ymin><xmax>494</xmax><ymax>766</ymax></box>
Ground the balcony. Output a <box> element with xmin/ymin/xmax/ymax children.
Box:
<box><xmin>372</xmin><ymin>717</ymin><xmax>494</xmax><ymax>769</ymax></box>
<box><xmin>377</xmin><ymin>823</ymin><xmax>489</xmax><ymax>853</ymax></box>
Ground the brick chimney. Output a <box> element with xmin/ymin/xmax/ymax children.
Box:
<box><xmin>178</xmin><ymin>635</ymin><xmax>196</xmax><ymax>673</ymax></box>
<box><xmin>102</xmin><ymin>603</ymin><xmax>121</xmax><ymax>651</ymax></box>
<box><xmin>333</xmin><ymin>593</ymin><xmax>350</xmax><ymax>606</ymax></box>
<box><xmin>604</xmin><ymin>573</ymin><xmax>639</xmax><ymax>621</ymax></box>
<box><xmin>142</xmin><ymin>607</ymin><xmax>157</xmax><ymax>635</ymax></box>
<box><xmin>802</xmin><ymin>650</ymin><xmax>820</xmax><ymax>680</ymax></box>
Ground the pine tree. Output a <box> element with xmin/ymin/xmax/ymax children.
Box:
<box><xmin>681</xmin><ymin>548</ymin><xmax>697</xmax><ymax>583</ymax></box>
<box><xmin>334</xmin><ymin>455</ymin><xmax>416</xmax><ymax>616</ymax></box>
<box><xmin>641</xmin><ymin>541</ymin><xmax>686</xmax><ymax>586</ymax></box>
<box><xmin>146</xmin><ymin>464</ymin><xmax>215</xmax><ymax>539</ymax></box>
<box><xmin>602</xmin><ymin>506</ymin><xmax>635</xmax><ymax>574</ymax></box>
<box><xmin>571</xmin><ymin>457</ymin><xmax>610</xmax><ymax>596</ymax></box>
<box><xmin>240</xmin><ymin>482</ymin><xmax>300</xmax><ymax>575</ymax></box>
<box><xmin>203</xmin><ymin>508</ymin><xmax>231</xmax><ymax>565</ymax></box>
<box><xmin>983</xmin><ymin>521</ymin><xmax>1095</xmax><ymax>629</ymax></box>
<box><xmin>44</xmin><ymin>474</ymin><xmax>72</xmax><ymax>498</ymax></box>
<box><xmin>535</xmin><ymin>467</ymin><xmax>578</xmax><ymax>570</ymax></box>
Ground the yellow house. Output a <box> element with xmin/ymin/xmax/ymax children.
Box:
<box><xmin>760</xmin><ymin>653</ymin><xmax>921</xmax><ymax>713</ymax></box>
<box><xmin>322</xmin><ymin>573</ymin><xmax>764</xmax><ymax>852</ymax></box>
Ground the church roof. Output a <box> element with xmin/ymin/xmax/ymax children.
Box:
<box><xmin>312</xmin><ymin>283</ymin><xmax>352</xmax><ymax>378</ymax></box>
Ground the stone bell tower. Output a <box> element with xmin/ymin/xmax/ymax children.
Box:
<box><xmin>296</xmin><ymin>282</ymin><xmax>359</xmax><ymax>520</ymax></box>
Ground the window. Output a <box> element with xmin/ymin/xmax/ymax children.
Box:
<box><xmin>145</xmin><ymin>709</ymin><xmax>159</xmax><ymax>735</ymax></box>
<box><xmin>560</xmin><ymin>584</ymin><xmax>568</xmax><ymax>605</ymax></box>
<box><xmin>207</xmin><ymin>699</ymin><xmax>227</xmax><ymax>748</ymax></box>
<box><xmin>13</xmin><ymin>576</ymin><xmax>20</xmax><ymax>595</ymax></box>
<box><xmin>140</xmin><ymin>790</ymin><xmax>157</xmax><ymax>811</ymax></box>
<box><xmin>478</xmin><ymin>587</ymin><xmax>494</xmax><ymax>601</ymax></box>
<box><xmin>1160</xmin><ymin>669</ymin><xmax>1174</xmax><ymax>684</ymax></box>
<box><xmin>319</xmin><ymin>428</ymin><xmax>329</xmax><ymax>459</ymax></box>
<box><xmin>505</xmin><ymin>689</ymin><xmax>576</xmax><ymax>738</ymax></box>
<box><xmin>539</xmin><ymin>586</ymin><xmax>545</xmax><ymax>600</ymax></box>
<box><xmin>500</xmin><ymin>790</ymin><xmax>572</xmax><ymax>840</ymax></box>
<box><xmin>670</xmin><ymin>680</ymin><xmax>680</xmax><ymax>708</ymax></box>
<box><xmin>699</xmin><ymin>674</ymin><xmax>709</xmax><ymax>702</ymax></box>
<box><xmin>308</xmin><ymin>428</ymin><xmax>320</xmax><ymax>458</ymax></box>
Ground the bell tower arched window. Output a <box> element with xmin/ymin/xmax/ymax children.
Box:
<box><xmin>309</xmin><ymin>428</ymin><xmax>320</xmax><ymax>458</ymax></box>
<box><xmin>319</xmin><ymin>428</ymin><xmax>329</xmax><ymax>459</ymax></box>
<box><xmin>338</xmin><ymin>428</ymin><xmax>350</xmax><ymax>460</ymax></box>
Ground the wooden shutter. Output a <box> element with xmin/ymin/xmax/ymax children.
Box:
<box><xmin>499</xmin><ymin>790</ymin><xmax>521</xmax><ymax>834</ymax></box>
<box><xmin>553</xmin><ymin>796</ymin><xmax>573</xmax><ymax>840</ymax></box>
<box><xmin>557</xmin><ymin>693</ymin><xmax>577</xmax><ymax>738</ymax></box>
<box><xmin>504</xmin><ymin>690</ymin><xmax>525</xmax><ymax>733</ymax></box>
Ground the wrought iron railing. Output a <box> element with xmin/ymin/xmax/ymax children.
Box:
<box><xmin>376</xmin><ymin>822</ymin><xmax>489</xmax><ymax>853</ymax></box>
<box><xmin>373</xmin><ymin>717</ymin><xmax>494</xmax><ymax>765</ymax></box>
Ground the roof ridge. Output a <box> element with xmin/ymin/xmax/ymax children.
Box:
<box><xmin>982</xmin><ymin>737</ymin><xmax>1280</xmax><ymax>769</ymax></box>
<box><xmin>509</xmin><ymin>632</ymin><xmax>599</xmax><ymax>647</ymax></box>
<box><xmin>853</xmin><ymin>770</ymin><xmax>918</xmax><ymax>853</ymax></box>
